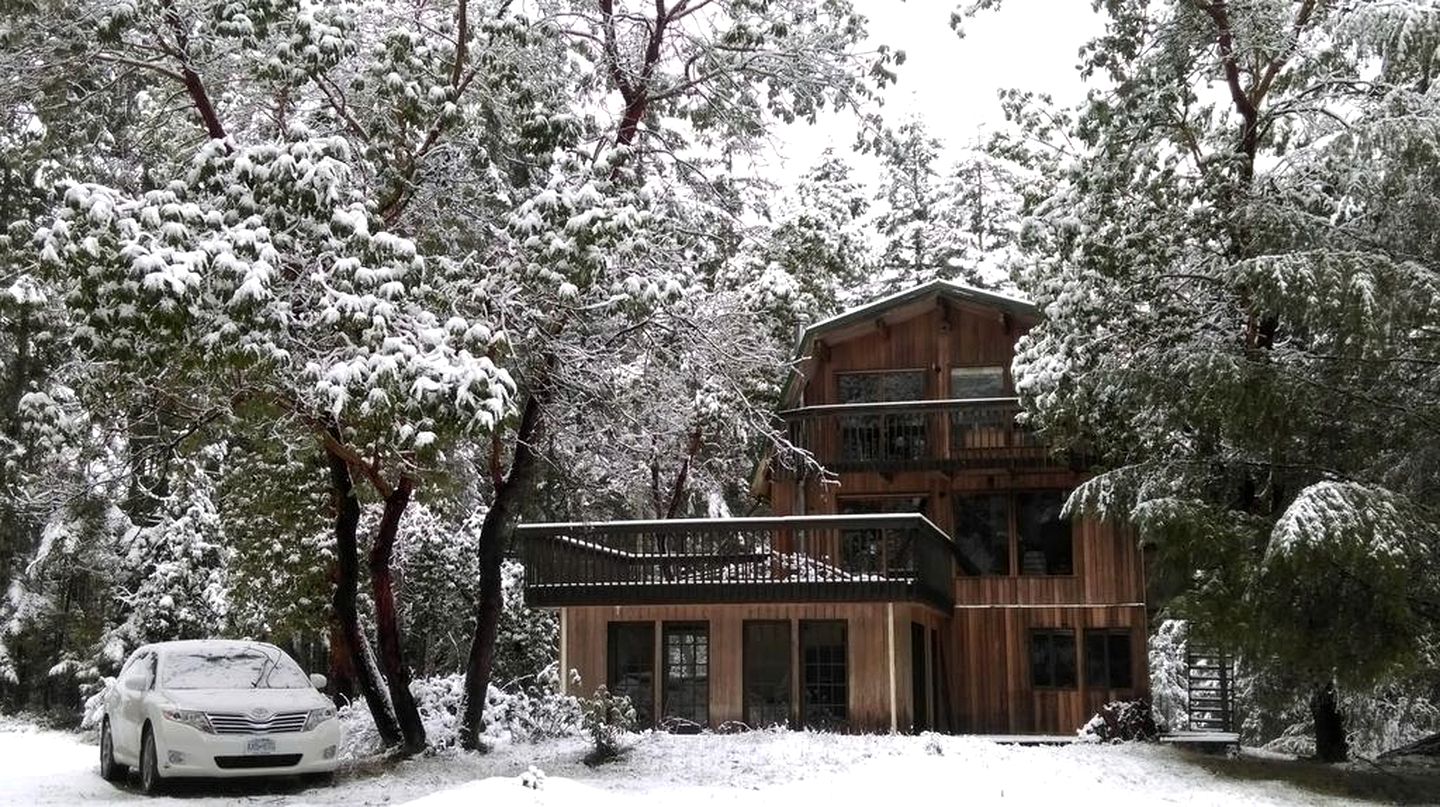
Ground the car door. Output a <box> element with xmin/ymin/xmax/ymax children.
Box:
<box><xmin>115</xmin><ymin>651</ymin><xmax>155</xmax><ymax>762</ymax></box>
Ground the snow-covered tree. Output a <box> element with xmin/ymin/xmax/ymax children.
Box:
<box><xmin>726</xmin><ymin>150</ymin><xmax>873</xmax><ymax>345</ymax></box>
<box><xmin>1003</xmin><ymin>0</ymin><xmax>1440</xmax><ymax>761</ymax></box>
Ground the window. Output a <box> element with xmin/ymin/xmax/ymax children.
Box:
<box><xmin>836</xmin><ymin>371</ymin><xmax>928</xmax><ymax>464</ymax></box>
<box><xmin>837</xmin><ymin>496</ymin><xmax>928</xmax><ymax>575</ymax></box>
<box><xmin>953</xmin><ymin>495</ymin><xmax>1010</xmax><ymax>575</ymax></box>
<box><xmin>1016</xmin><ymin>491</ymin><xmax>1073</xmax><ymax>576</ymax></box>
<box><xmin>743</xmin><ymin>621</ymin><xmax>791</xmax><ymax>728</ymax></box>
<box><xmin>607</xmin><ymin>622</ymin><xmax>655</xmax><ymax>727</ymax></box>
<box><xmin>838</xmin><ymin>371</ymin><xmax>926</xmax><ymax>403</ymax></box>
<box><xmin>949</xmin><ymin>366</ymin><xmax>1006</xmax><ymax>399</ymax></box>
<box><xmin>1084</xmin><ymin>630</ymin><xmax>1134</xmax><ymax>690</ymax></box>
<box><xmin>801</xmin><ymin>620</ymin><xmax>848</xmax><ymax>729</ymax></box>
<box><xmin>662</xmin><ymin>623</ymin><xmax>709</xmax><ymax>730</ymax></box>
<box><xmin>1030</xmin><ymin>629</ymin><xmax>1077</xmax><ymax>689</ymax></box>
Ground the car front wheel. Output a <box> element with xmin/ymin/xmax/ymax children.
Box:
<box><xmin>139</xmin><ymin>725</ymin><xmax>164</xmax><ymax>795</ymax></box>
<box><xmin>99</xmin><ymin>719</ymin><xmax>128</xmax><ymax>782</ymax></box>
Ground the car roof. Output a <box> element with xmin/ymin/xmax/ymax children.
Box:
<box><xmin>134</xmin><ymin>639</ymin><xmax>283</xmax><ymax>657</ymax></box>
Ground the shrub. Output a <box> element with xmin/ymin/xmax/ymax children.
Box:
<box><xmin>582</xmin><ymin>685</ymin><xmax>636</xmax><ymax>766</ymax></box>
<box><xmin>1079</xmin><ymin>700</ymin><xmax>1160</xmax><ymax>743</ymax></box>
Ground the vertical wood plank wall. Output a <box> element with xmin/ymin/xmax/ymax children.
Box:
<box><xmin>776</xmin><ymin>294</ymin><xmax>1150</xmax><ymax>734</ymax></box>
<box><xmin>563</xmin><ymin>602</ymin><xmax>943</xmax><ymax>733</ymax></box>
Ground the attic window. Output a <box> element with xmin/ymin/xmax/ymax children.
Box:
<box><xmin>949</xmin><ymin>366</ymin><xmax>1005</xmax><ymax>399</ymax></box>
<box><xmin>837</xmin><ymin>370</ymin><xmax>926</xmax><ymax>403</ymax></box>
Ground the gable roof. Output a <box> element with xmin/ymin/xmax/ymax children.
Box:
<box><xmin>781</xmin><ymin>279</ymin><xmax>1039</xmax><ymax>407</ymax></box>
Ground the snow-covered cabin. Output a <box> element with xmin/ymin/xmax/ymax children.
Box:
<box><xmin>520</xmin><ymin>280</ymin><xmax>1149</xmax><ymax>735</ymax></box>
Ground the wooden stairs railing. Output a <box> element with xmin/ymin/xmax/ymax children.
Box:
<box><xmin>1185</xmin><ymin>645</ymin><xmax>1236</xmax><ymax>733</ymax></box>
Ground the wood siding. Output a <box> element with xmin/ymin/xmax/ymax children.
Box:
<box><xmin>562</xmin><ymin>602</ymin><xmax>944</xmax><ymax>733</ymax></box>
<box><xmin>949</xmin><ymin>605</ymin><xmax>1148</xmax><ymax>733</ymax></box>
<box><xmin>797</xmin><ymin>298</ymin><xmax>1024</xmax><ymax>407</ymax></box>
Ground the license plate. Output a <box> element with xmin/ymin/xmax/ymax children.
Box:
<box><xmin>245</xmin><ymin>737</ymin><xmax>276</xmax><ymax>754</ymax></box>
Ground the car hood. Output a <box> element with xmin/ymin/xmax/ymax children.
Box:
<box><xmin>159</xmin><ymin>687</ymin><xmax>329</xmax><ymax>713</ymax></box>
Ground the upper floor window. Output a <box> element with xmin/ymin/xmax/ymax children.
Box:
<box><xmin>837</xmin><ymin>370</ymin><xmax>926</xmax><ymax>403</ymax></box>
<box><xmin>952</xmin><ymin>494</ymin><xmax>1010</xmax><ymax>575</ymax></box>
<box><xmin>1017</xmin><ymin>491</ymin><xmax>1073</xmax><ymax>576</ymax></box>
<box><xmin>953</xmin><ymin>491</ymin><xmax>1074</xmax><ymax>577</ymax></box>
<box><xmin>949</xmin><ymin>366</ymin><xmax>1006</xmax><ymax>399</ymax></box>
<box><xmin>838</xmin><ymin>496</ymin><xmax>929</xmax><ymax>575</ymax></box>
<box><xmin>836</xmin><ymin>371</ymin><xmax>927</xmax><ymax>464</ymax></box>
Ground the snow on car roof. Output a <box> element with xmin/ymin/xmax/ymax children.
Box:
<box><xmin>136</xmin><ymin>639</ymin><xmax>284</xmax><ymax>656</ymax></box>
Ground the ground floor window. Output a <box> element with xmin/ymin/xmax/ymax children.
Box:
<box><xmin>662</xmin><ymin>622</ymin><xmax>709</xmax><ymax>731</ymax></box>
<box><xmin>1084</xmin><ymin>629</ymin><xmax>1134</xmax><ymax>690</ymax></box>
<box><xmin>801</xmin><ymin>620</ymin><xmax>848</xmax><ymax>729</ymax></box>
<box><xmin>1030</xmin><ymin>629</ymin><xmax>1077</xmax><ymax>689</ymax></box>
<box><xmin>743</xmin><ymin>621</ymin><xmax>791</xmax><ymax>728</ymax></box>
<box><xmin>607</xmin><ymin>622</ymin><xmax>654</xmax><ymax>726</ymax></box>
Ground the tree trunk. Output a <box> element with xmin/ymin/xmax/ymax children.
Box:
<box><xmin>326</xmin><ymin>441</ymin><xmax>402</xmax><ymax>747</ymax></box>
<box><xmin>326</xmin><ymin>618</ymin><xmax>357</xmax><ymax>705</ymax></box>
<box><xmin>459</xmin><ymin>390</ymin><xmax>547</xmax><ymax>750</ymax></box>
<box><xmin>369</xmin><ymin>477</ymin><xmax>427</xmax><ymax>754</ymax></box>
<box><xmin>1310</xmin><ymin>680</ymin><xmax>1348</xmax><ymax>763</ymax></box>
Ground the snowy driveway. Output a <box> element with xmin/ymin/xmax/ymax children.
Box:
<box><xmin>1</xmin><ymin>721</ymin><xmax>1428</xmax><ymax>806</ymax></box>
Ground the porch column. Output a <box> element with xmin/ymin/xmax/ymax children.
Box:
<box><xmin>887</xmin><ymin>602</ymin><xmax>897</xmax><ymax>733</ymax></box>
<box><xmin>558</xmin><ymin>607</ymin><xmax>568</xmax><ymax>695</ymax></box>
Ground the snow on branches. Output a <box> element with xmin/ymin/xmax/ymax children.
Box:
<box><xmin>36</xmin><ymin>132</ymin><xmax>513</xmax><ymax>456</ymax></box>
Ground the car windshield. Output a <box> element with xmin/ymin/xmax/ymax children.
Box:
<box><xmin>161</xmin><ymin>646</ymin><xmax>311</xmax><ymax>690</ymax></box>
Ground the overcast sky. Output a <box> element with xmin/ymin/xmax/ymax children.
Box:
<box><xmin>762</xmin><ymin>0</ymin><xmax>1107</xmax><ymax>180</ymax></box>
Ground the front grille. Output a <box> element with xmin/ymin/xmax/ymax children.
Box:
<box><xmin>206</xmin><ymin>711</ymin><xmax>309</xmax><ymax>735</ymax></box>
<box><xmin>213</xmin><ymin>754</ymin><xmax>302</xmax><ymax>769</ymax></box>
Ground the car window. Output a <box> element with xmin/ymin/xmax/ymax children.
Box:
<box><xmin>125</xmin><ymin>652</ymin><xmax>155</xmax><ymax>689</ymax></box>
<box><xmin>160</xmin><ymin>646</ymin><xmax>311</xmax><ymax>690</ymax></box>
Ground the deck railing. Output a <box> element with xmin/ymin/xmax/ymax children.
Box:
<box><xmin>520</xmin><ymin>514</ymin><xmax>957</xmax><ymax>610</ymax></box>
<box><xmin>780</xmin><ymin>397</ymin><xmax>1060</xmax><ymax>473</ymax></box>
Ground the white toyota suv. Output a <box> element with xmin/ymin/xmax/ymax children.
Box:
<box><xmin>99</xmin><ymin>639</ymin><xmax>342</xmax><ymax>793</ymax></box>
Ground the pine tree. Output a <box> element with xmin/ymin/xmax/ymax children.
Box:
<box><xmin>1004</xmin><ymin>0</ymin><xmax>1440</xmax><ymax>762</ymax></box>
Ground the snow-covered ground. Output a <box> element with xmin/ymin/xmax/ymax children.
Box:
<box><xmin>1</xmin><ymin>719</ymin><xmax>1433</xmax><ymax>806</ymax></box>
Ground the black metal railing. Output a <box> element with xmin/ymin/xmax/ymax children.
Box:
<box><xmin>520</xmin><ymin>514</ymin><xmax>956</xmax><ymax>610</ymax></box>
<box><xmin>780</xmin><ymin>397</ymin><xmax>1059</xmax><ymax>473</ymax></box>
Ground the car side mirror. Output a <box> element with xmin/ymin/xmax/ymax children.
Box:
<box><xmin>308</xmin><ymin>673</ymin><xmax>327</xmax><ymax>690</ymax></box>
<box><xmin>124</xmin><ymin>674</ymin><xmax>149</xmax><ymax>692</ymax></box>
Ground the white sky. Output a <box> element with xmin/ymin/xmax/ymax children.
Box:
<box><xmin>759</xmin><ymin>0</ymin><xmax>1107</xmax><ymax>181</ymax></box>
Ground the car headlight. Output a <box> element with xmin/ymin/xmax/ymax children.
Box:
<box><xmin>161</xmin><ymin>709</ymin><xmax>214</xmax><ymax>734</ymax></box>
<box><xmin>304</xmin><ymin>706</ymin><xmax>337</xmax><ymax>731</ymax></box>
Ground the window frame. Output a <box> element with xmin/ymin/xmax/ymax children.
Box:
<box><xmin>948</xmin><ymin>364</ymin><xmax>1008</xmax><ymax>400</ymax></box>
<box><xmin>1083</xmin><ymin>628</ymin><xmax>1135</xmax><ymax>691</ymax></box>
<box><xmin>661</xmin><ymin>621</ymin><xmax>710</xmax><ymax>731</ymax></box>
<box><xmin>1029</xmin><ymin>628</ymin><xmax>1078</xmax><ymax>691</ymax></box>
<box><xmin>606</xmin><ymin>621</ymin><xmax>656</xmax><ymax>728</ymax></box>
<box><xmin>800</xmin><ymin>619</ymin><xmax>849</xmax><ymax>730</ymax></box>
<box><xmin>952</xmin><ymin>489</ymin><xmax>1076</xmax><ymax>578</ymax></box>
<box><xmin>742</xmin><ymin>620</ymin><xmax>792</xmax><ymax>729</ymax></box>
<box><xmin>1015</xmin><ymin>489</ymin><xmax>1075</xmax><ymax>577</ymax></box>
<box><xmin>834</xmin><ymin>368</ymin><xmax>929</xmax><ymax>404</ymax></box>
<box><xmin>836</xmin><ymin>495</ymin><xmax>931</xmax><ymax>576</ymax></box>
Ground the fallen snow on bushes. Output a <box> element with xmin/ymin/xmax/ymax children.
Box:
<box><xmin>0</xmin><ymin>718</ymin><xmax>1407</xmax><ymax>806</ymax></box>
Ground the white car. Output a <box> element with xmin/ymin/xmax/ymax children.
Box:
<box><xmin>99</xmin><ymin>639</ymin><xmax>342</xmax><ymax>793</ymax></box>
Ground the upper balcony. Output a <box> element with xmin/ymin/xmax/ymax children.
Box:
<box><xmin>520</xmin><ymin>514</ymin><xmax>960</xmax><ymax>611</ymax></box>
<box><xmin>780</xmin><ymin>397</ymin><xmax>1067</xmax><ymax>474</ymax></box>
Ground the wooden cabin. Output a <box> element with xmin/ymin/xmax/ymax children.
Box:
<box><xmin>520</xmin><ymin>280</ymin><xmax>1148</xmax><ymax>735</ymax></box>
